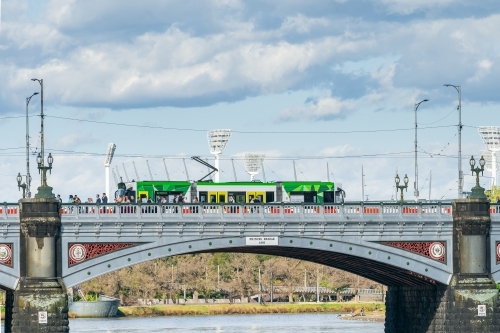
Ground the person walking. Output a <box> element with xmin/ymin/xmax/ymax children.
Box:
<box><xmin>96</xmin><ymin>194</ymin><xmax>101</xmax><ymax>204</ymax></box>
<box><xmin>102</xmin><ymin>193</ymin><xmax>108</xmax><ymax>204</ymax></box>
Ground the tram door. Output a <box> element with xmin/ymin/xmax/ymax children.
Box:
<box><xmin>246</xmin><ymin>192</ymin><xmax>265</xmax><ymax>203</ymax></box>
<box><xmin>138</xmin><ymin>191</ymin><xmax>149</xmax><ymax>203</ymax></box>
<box><xmin>208</xmin><ymin>191</ymin><xmax>227</xmax><ymax>203</ymax></box>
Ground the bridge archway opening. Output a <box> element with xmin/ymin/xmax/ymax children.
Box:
<box><xmin>195</xmin><ymin>246</ymin><xmax>443</xmax><ymax>287</ymax></box>
<box><xmin>65</xmin><ymin>242</ymin><xmax>445</xmax><ymax>288</ymax></box>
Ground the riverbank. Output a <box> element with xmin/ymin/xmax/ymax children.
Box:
<box><xmin>106</xmin><ymin>302</ymin><xmax>385</xmax><ymax>319</ymax></box>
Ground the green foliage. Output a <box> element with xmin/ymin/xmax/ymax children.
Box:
<box><xmin>255</xmin><ymin>254</ymin><xmax>274</xmax><ymax>263</ymax></box>
<box><xmin>485</xmin><ymin>186</ymin><xmax>500</xmax><ymax>203</ymax></box>
<box><xmin>496</xmin><ymin>283</ymin><xmax>500</xmax><ymax>291</ymax></box>
<box><xmin>85</xmin><ymin>292</ymin><xmax>98</xmax><ymax>301</ymax></box>
<box><xmin>210</xmin><ymin>253</ymin><xmax>231</xmax><ymax>267</ymax></box>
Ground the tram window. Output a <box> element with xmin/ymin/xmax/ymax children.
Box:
<box><xmin>304</xmin><ymin>192</ymin><xmax>317</xmax><ymax>203</ymax></box>
<box><xmin>229</xmin><ymin>192</ymin><xmax>246</xmax><ymax>203</ymax></box>
<box><xmin>324</xmin><ymin>191</ymin><xmax>335</xmax><ymax>203</ymax></box>
<box><xmin>209</xmin><ymin>194</ymin><xmax>216</xmax><ymax>203</ymax></box>
<box><xmin>218</xmin><ymin>194</ymin><xmax>226</xmax><ymax>203</ymax></box>
<box><xmin>266</xmin><ymin>192</ymin><xmax>275</xmax><ymax>203</ymax></box>
<box><xmin>199</xmin><ymin>192</ymin><xmax>208</xmax><ymax>203</ymax></box>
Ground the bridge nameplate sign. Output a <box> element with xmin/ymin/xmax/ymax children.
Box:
<box><xmin>246</xmin><ymin>237</ymin><xmax>278</xmax><ymax>246</ymax></box>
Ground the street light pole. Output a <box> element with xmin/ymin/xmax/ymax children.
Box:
<box><xmin>444</xmin><ymin>84</ymin><xmax>462</xmax><ymax>198</ymax></box>
<box><xmin>414</xmin><ymin>99</ymin><xmax>429</xmax><ymax>202</ymax></box>
<box><xmin>31</xmin><ymin>78</ymin><xmax>44</xmax><ymax>186</ymax></box>
<box><xmin>26</xmin><ymin>92</ymin><xmax>39</xmax><ymax>198</ymax></box>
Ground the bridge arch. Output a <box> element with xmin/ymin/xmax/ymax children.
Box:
<box><xmin>62</xmin><ymin>235</ymin><xmax>451</xmax><ymax>288</ymax></box>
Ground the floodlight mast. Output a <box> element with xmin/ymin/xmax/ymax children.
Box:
<box><xmin>478</xmin><ymin>126</ymin><xmax>500</xmax><ymax>186</ymax></box>
<box><xmin>104</xmin><ymin>143</ymin><xmax>116</xmax><ymax>199</ymax></box>
<box><xmin>480</xmin><ymin>150</ymin><xmax>495</xmax><ymax>187</ymax></box>
<box><xmin>207</xmin><ymin>129</ymin><xmax>232</xmax><ymax>182</ymax></box>
<box><xmin>245</xmin><ymin>153</ymin><xmax>265</xmax><ymax>181</ymax></box>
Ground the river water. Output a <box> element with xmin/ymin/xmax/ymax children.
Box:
<box><xmin>66</xmin><ymin>313</ymin><xmax>384</xmax><ymax>332</ymax></box>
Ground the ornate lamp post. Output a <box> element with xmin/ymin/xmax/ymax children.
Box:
<box><xmin>35</xmin><ymin>152</ymin><xmax>55</xmax><ymax>198</ymax></box>
<box><xmin>16</xmin><ymin>173</ymin><xmax>27</xmax><ymax>199</ymax></box>
<box><xmin>395</xmin><ymin>173</ymin><xmax>409</xmax><ymax>202</ymax></box>
<box><xmin>469</xmin><ymin>155</ymin><xmax>486</xmax><ymax>199</ymax></box>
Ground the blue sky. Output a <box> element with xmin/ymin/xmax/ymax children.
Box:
<box><xmin>0</xmin><ymin>0</ymin><xmax>499</xmax><ymax>202</ymax></box>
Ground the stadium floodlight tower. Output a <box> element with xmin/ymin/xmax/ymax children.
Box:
<box><xmin>245</xmin><ymin>153</ymin><xmax>265</xmax><ymax>181</ymax></box>
<box><xmin>480</xmin><ymin>149</ymin><xmax>496</xmax><ymax>187</ymax></box>
<box><xmin>478</xmin><ymin>126</ymin><xmax>500</xmax><ymax>186</ymax></box>
<box><xmin>104</xmin><ymin>143</ymin><xmax>117</xmax><ymax>198</ymax></box>
<box><xmin>207</xmin><ymin>129</ymin><xmax>232</xmax><ymax>182</ymax></box>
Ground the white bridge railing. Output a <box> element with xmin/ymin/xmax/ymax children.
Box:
<box><xmin>2</xmin><ymin>202</ymin><xmax>499</xmax><ymax>221</ymax></box>
<box><xmin>57</xmin><ymin>202</ymin><xmax>455</xmax><ymax>220</ymax></box>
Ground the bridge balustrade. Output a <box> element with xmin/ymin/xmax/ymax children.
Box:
<box><xmin>0</xmin><ymin>202</ymin><xmax>470</xmax><ymax>221</ymax></box>
<box><xmin>6</xmin><ymin>202</ymin><xmax>500</xmax><ymax>221</ymax></box>
<box><xmin>0</xmin><ymin>203</ymin><xmax>20</xmax><ymax>220</ymax></box>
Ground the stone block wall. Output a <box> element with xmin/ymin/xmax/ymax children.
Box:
<box><xmin>385</xmin><ymin>283</ymin><xmax>500</xmax><ymax>333</ymax></box>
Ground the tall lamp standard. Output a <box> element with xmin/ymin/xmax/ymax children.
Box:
<box><xmin>395</xmin><ymin>173</ymin><xmax>409</xmax><ymax>202</ymax></box>
<box><xmin>31</xmin><ymin>78</ymin><xmax>44</xmax><ymax>186</ymax></box>
<box><xmin>444</xmin><ymin>84</ymin><xmax>462</xmax><ymax>198</ymax></box>
<box><xmin>469</xmin><ymin>155</ymin><xmax>486</xmax><ymax>199</ymax></box>
<box><xmin>16</xmin><ymin>173</ymin><xmax>29</xmax><ymax>199</ymax></box>
<box><xmin>414</xmin><ymin>99</ymin><xmax>429</xmax><ymax>202</ymax></box>
<box><xmin>25</xmin><ymin>92</ymin><xmax>39</xmax><ymax>198</ymax></box>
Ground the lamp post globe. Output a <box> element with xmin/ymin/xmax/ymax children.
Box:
<box><xmin>470</xmin><ymin>155</ymin><xmax>486</xmax><ymax>199</ymax></box>
<box><xmin>36</xmin><ymin>153</ymin><xmax>42</xmax><ymax>168</ymax></box>
<box><xmin>395</xmin><ymin>173</ymin><xmax>409</xmax><ymax>202</ymax></box>
<box><xmin>48</xmin><ymin>153</ymin><xmax>53</xmax><ymax>165</ymax></box>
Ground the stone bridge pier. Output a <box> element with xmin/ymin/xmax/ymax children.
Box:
<box><xmin>385</xmin><ymin>198</ymin><xmax>500</xmax><ymax>333</ymax></box>
<box><xmin>5</xmin><ymin>197</ymin><xmax>68</xmax><ymax>333</ymax></box>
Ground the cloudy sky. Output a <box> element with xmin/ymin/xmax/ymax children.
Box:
<box><xmin>0</xmin><ymin>0</ymin><xmax>499</xmax><ymax>202</ymax></box>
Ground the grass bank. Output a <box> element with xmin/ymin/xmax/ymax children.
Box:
<box><xmin>113</xmin><ymin>302</ymin><xmax>385</xmax><ymax>318</ymax></box>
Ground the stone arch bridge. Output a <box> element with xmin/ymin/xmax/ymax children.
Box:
<box><xmin>1</xmin><ymin>199</ymin><xmax>500</xmax><ymax>332</ymax></box>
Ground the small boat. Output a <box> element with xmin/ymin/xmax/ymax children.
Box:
<box><xmin>69</xmin><ymin>295</ymin><xmax>120</xmax><ymax>318</ymax></box>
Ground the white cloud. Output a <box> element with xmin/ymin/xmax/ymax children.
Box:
<box><xmin>276</xmin><ymin>96</ymin><xmax>355</xmax><ymax>122</ymax></box>
<box><xmin>376</xmin><ymin>0</ymin><xmax>458</xmax><ymax>15</ymax></box>
<box><xmin>280</xmin><ymin>14</ymin><xmax>329</xmax><ymax>34</ymax></box>
<box><xmin>56</xmin><ymin>133</ymin><xmax>98</xmax><ymax>149</ymax></box>
<box><xmin>467</xmin><ymin>59</ymin><xmax>493</xmax><ymax>83</ymax></box>
<box><xmin>319</xmin><ymin>145</ymin><xmax>354</xmax><ymax>156</ymax></box>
